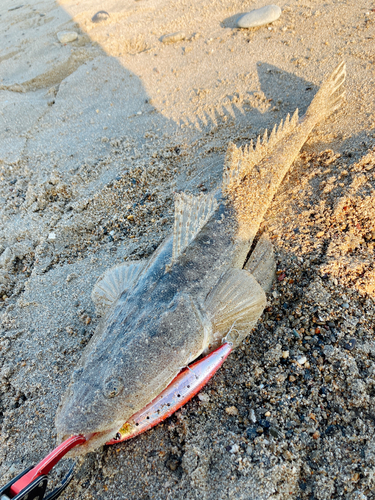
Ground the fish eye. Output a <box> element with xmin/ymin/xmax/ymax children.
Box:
<box><xmin>103</xmin><ymin>378</ymin><xmax>124</xmax><ymax>398</ymax></box>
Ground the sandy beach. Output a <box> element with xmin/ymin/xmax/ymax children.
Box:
<box><xmin>0</xmin><ymin>0</ymin><xmax>375</xmax><ymax>498</ymax></box>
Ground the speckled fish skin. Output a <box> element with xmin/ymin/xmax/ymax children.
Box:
<box><xmin>55</xmin><ymin>62</ymin><xmax>345</xmax><ymax>455</ymax></box>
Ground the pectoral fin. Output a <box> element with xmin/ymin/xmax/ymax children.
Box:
<box><xmin>244</xmin><ymin>233</ymin><xmax>276</xmax><ymax>292</ymax></box>
<box><xmin>204</xmin><ymin>268</ymin><xmax>266</xmax><ymax>348</ymax></box>
<box><xmin>91</xmin><ymin>260</ymin><xmax>147</xmax><ymax>316</ymax></box>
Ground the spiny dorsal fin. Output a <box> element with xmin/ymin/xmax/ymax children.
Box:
<box><xmin>223</xmin><ymin>108</ymin><xmax>299</xmax><ymax>191</ymax></box>
<box><xmin>172</xmin><ymin>192</ymin><xmax>218</xmax><ymax>262</ymax></box>
<box><xmin>204</xmin><ymin>268</ymin><xmax>266</xmax><ymax>348</ymax></box>
<box><xmin>92</xmin><ymin>260</ymin><xmax>147</xmax><ymax>316</ymax></box>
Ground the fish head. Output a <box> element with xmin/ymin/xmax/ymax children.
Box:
<box><xmin>55</xmin><ymin>292</ymin><xmax>209</xmax><ymax>455</ymax></box>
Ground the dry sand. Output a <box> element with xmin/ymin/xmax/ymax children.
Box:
<box><xmin>0</xmin><ymin>0</ymin><xmax>375</xmax><ymax>499</ymax></box>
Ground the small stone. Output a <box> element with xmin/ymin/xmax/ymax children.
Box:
<box><xmin>264</xmin><ymin>411</ymin><xmax>271</xmax><ymax>417</ymax></box>
<box><xmin>57</xmin><ymin>31</ymin><xmax>78</xmax><ymax>44</ymax></box>
<box><xmin>323</xmin><ymin>345</ymin><xmax>335</xmax><ymax>358</ymax></box>
<box><xmin>282</xmin><ymin>350</ymin><xmax>289</xmax><ymax>359</ymax></box>
<box><xmin>325</xmin><ymin>425</ymin><xmax>336</xmax><ymax>435</ymax></box>
<box><xmin>166</xmin><ymin>458</ymin><xmax>179</xmax><ymax>471</ymax></box>
<box><xmin>296</xmin><ymin>355</ymin><xmax>307</xmax><ymax>365</ymax></box>
<box><xmin>127</xmin><ymin>215</ymin><xmax>134</xmax><ymax>221</ymax></box>
<box><xmin>66</xmin><ymin>273</ymin><xmax>78</xmax><ymax>283</ymax></box>
<box><xmin>312</xmin><ymin>431</ymin><xmax>320</xmax><ymax>439</ymax></box>
<box><xmin>352</xmin><ymin>490</ymin><xmax>367</xmax><ymax>500</ymax></box>
<box><xmin>48</xmin><ymin>232</ymin><xmax>56</xmax><ymax>240</ymax></box>
<box><xmin>344</xmin><ymin>338</ymin><xmax>356</xmax><ymax>350</ymax></box>
<box><xmin>249</xmin><ymin>408</ymin><xmax>256</xmax><ymax>423</ymax></box>
<box><xmin>91</xmin><ymin>10</ymin><xmax>109</xmax><ymax>23</ymax></box>
<box><xmin>160</xmin><ymin>31</ymin><xmax>186</xmax><ymax>44</ymax></box>
<box><xmin>0</xmin><ymin>248</ymin><xmax>14</xmax><ymax>269</ymax></box>
<box><xmin>225</xmin><ymin>406</ymin><xmax>239</xmax><ymax>416</ymax></box>
<box><xmin>342</xmin><ymin>302</ymin><xmax>349</xmax><ymax>309</ymax></box>
<box><xmin>283</xmin><ymin>450</ymin><xmax>293</xmax><ymax>461</ymax></box>
<box><xmin>198</xmin><ymin>392</ymin><xmax>210</xmax><ymax>402</ymax></box>
<box><xmin>269</xmin><ymin>427</ymin><xmax>282</xmax><ymax>439</ymax></box>
<box><xmin>229</xmin><ymin>444</ymin><xmax>239</xmax><ymax>453</ymax></box>
<box><xmin>237</xmin><ymin>5</ymin><xmax>282</xmax><ymax>29</ymax></box>
<box><xmin>259</xmin><ymin>419</ymin><xmax>270</xmax><ymax>429</ymax></box>
<box><xmin>289</xmin><ymin>375</ymin><xmax>296</xmax><ymax>382</ymax></box>
<box><xmin>246</xmin><ymin>427</ymin><xmax>258</xmax><ymax>439</ymax></box>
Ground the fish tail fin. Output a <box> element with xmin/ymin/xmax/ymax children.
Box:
<box><xmin>305</xmin><ymin>61</ymin><xmax>346</xmax><ymax>121</ymax></box>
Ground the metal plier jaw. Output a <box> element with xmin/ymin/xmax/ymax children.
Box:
<box><xmin>0</xmin><ymin>435</ymin><xmax>85</xmax><ymax>500</ymax></box>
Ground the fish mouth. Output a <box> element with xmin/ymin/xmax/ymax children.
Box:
<box><xmin>61</xmin><ymin>426</ymin><xmax>121</xmax><ymax>457</ymax></box>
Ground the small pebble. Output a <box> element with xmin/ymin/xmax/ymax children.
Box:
<box><xmin>296</xmin><ymin>355</ymin><xmax>307</xmax><ymax>365</ymax></box>
<box><xmin>166</xmin><ymin>458</ymin><xmax>179</xmax><ymax>471</ymax></box>
<box><xmin>342</xmin><ymin>302</ymin><xmax>349</xmax><ymax>309</ymax></box>
<box><xmin>0</xmin><ymin>247</ymin><xmax>13</xmax><ymax>268</ymax></box>
<box><xmin>249</xmin><ymin>408</ymin><xmax>256</xmax><ymax>423</ymax></box>
<box><xmin>48</xmin><ymin>232</ymin><xmax>56</xmax><ymax>240</ymax></box>
<box><xmin>237</xmin><ymin>5</ymin><xmax>282</xmax><ymax>29</ymax></box>
<box><xmin>344</xmin><ymin>338</ymin><xmax>356</xmax><ymax>351</ymax></box>
<box><xmin>91</xmin><ymin>10</ymin><xmax>109</xmax><ymax>23</ymax></box>
<box><xmin>312</xmin><ymin>431</ymin><xmax>320</xmax><ymax>439</ymax></box>
<box><xmin>57</xmin><ymin>31</ymin><xmax>78</xmax><ymax>44</ymax></box>
<box><xmin>225</xmin><ymin>406</ymin><xmax>239</xmax><ymax>416</ymax></box>
<box><xmin>264</xmin><ymin>411</ymin><xmax>271</xmax><ymax>417</ymax></box>
<box><xmin>283</xmin><ymin>450</ymin><xmax>293</xmax><ymax>461</ymax></box>
<box><xmin>282</xmin><ymin>350</ymin><xmax>289</xmax><ymax>359</ymax></box>
<box><xmin>269</xmin><ymin>427</ymin><xmax>282</xmax><ymax>439</ymax></box>
<box><xmin>246</xmin><ymin>427</ymin><xmax>258</xmax><ymax>439</ymax></box>
<box><xmin>160</xmin><ymin>31</ymin><xmax>186</xmax><ymax>44</ymax></box>
<box><xmin>229</xmin><ymin>444</ymin><xmax>239</xmax><ymax>453</ymax></box>
<box><xmin>259</xmin><ymin>419</ymin><xmax>270</xmax><ymax>429</ymax></box>
<box><xmin>198</xmin><ymin>393</ymin><xmax>210</xmax><ymax>402</ymax></box>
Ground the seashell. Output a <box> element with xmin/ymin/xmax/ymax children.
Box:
<box><xmin>92</xmin><ymin>10</ymin><xmax>110</xmax><ymax>23</ymax></box>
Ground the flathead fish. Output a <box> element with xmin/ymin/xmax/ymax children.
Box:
<box><xmin>56</xmin><ymin>62</ymin><xmax>346</xmax><ymax>455</ymax></box>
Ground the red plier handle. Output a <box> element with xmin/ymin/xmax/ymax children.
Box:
<box><xmin>0</xmin><ymin>435</ymin><xmax>85</xmax><ymax>500</ymax></box>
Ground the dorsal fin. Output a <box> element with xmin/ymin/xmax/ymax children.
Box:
<box><xmin>92</xmin><ymin>260</ymin><xmax>146</xmax><ymax>316</ymax></box>
<box><xmin>223</xmin><ymin>108</ymin><xmax>299</xmax><ymax>191</ymax></box>
<box><xmin>172</xmin><ymin>192</ymin><xmax>218</xmax><ymax>262</ymax></box>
